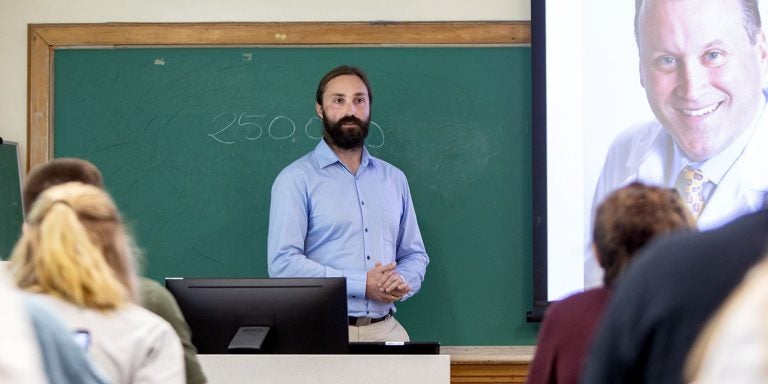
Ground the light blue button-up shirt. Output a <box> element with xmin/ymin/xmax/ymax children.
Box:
<box><xmin>267</xmin><ymin>139</ymin><xmax>429</xmax><ymax>318</ymax></box>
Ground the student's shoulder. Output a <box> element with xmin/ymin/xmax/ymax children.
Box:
<box><xmin>617</xmin><ymin>211</ymin><xmax>768</xmax><ymax>298</ymax></box>
<box><xmin>639</xmin><ymin>209</ymin><xmax>768</xmax><ymax>264</ymax></box>
<box><xmin>119</xmin><ymin>303</ymin><xmax>182</xmax><ymax>345</ymax></box>
<box><xmin>138</xmin><ymin>277</ymin><xmax>165</xmax><ymax>296</ymax></box>
<box><xmin>547</xmin><ymin>287</ymin><xmax>610</xmax><ymax>319</ymax></box>
<box><xmin>138</xmin><ymin>277</ymin><xmax>181</xmax><ymax>319</ymax></box>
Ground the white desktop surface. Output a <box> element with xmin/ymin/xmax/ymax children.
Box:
<box><xmin>198</xmin><ymin>354</ymin><xmax>450</xmax><ymax>384</ymax></box>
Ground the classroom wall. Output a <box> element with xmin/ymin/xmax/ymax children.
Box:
<box><xmin>0</xmin><ymin>0</ymin><xmax>530</xmax><ymax>170</ymax></box>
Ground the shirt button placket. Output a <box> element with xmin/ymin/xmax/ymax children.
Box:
<box><xmin>358</xmin><ymin>182</ymin><xmax>372</xmax><ymax>268</ymax></box>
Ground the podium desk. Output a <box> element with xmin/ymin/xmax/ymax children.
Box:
<box><xmin>198</xmin><ymin>354</ymin><xmax>450</xmax><ymax>384</ymax></box>
<box><xmin>442</xmin><ymin>346</ymin><xmax>536</xmax><ymax>383</ymax></box>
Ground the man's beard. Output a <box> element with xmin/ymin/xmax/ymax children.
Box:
<box><xmin>323</xmin><ymin>115</ymin><xmax>370</xmax><ymax>149</ymax></box>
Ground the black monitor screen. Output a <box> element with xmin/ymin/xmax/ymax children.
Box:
<box><xmin>165</xmin><ymin>277</ymin><xmax>349</xmax><ymax>354</ymax></box>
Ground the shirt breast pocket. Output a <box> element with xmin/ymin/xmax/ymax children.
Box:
<box><xmin>380</xmin><ymin>207</ymin><xmax>401</xmax><ymax>255</ymax></box>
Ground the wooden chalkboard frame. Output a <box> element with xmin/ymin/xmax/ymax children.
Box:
<box><xmin>0</xmin><ymin>140</ymin><xmax>24</xmax><ymax>260</ymax></box>
<box><xmin>27</xmin><ymin>21</ymin><xmax>530</xmax><ymax>170</ymax></box>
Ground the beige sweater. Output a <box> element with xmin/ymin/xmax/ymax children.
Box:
<box><xmin>31</xmin><ymin>294</ymin><xmax>185</xmax><ymax>384</ymax></box>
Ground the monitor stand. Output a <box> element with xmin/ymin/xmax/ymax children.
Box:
<box><xmin>228</xmin><ymin>326</ymin><xmax>271</xmax><ymax>353</ymax></box>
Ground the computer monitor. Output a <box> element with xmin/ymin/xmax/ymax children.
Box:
<box><xmin>165</xmin><ymin>277</ymin><xmax>349</xmax><ymax>354</ymax></box>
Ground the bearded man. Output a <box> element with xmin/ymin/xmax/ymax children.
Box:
<box><xmin>267</xmin><ymin>65</ymin><xmax>430</xmax><ymax>342</ymax></box>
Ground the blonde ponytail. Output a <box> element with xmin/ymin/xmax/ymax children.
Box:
<box><xmin>10</xmin><ymin>183</ymin><xmax>136</xmax><ymax>310</ymax></box>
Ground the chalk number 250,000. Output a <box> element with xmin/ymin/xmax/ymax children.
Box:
<box><xmin>207</xmin><ymin>112</ymin><xmax>384</xmax><ymax>148</ymax></box>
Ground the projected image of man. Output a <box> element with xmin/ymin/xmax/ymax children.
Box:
<box><xmin>586</xmin><ymin>0</ymin><xmax>768</xmax><ymax>287</ymax></box>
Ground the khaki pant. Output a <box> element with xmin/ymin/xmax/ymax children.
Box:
<box><xmin>348</xmin><ymin>316</ymin><xmax>410</xmax><ymax>342</ymax></box>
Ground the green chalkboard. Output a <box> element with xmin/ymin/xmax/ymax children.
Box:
<box><xmin>0</xmin><ymin>141</ymin><xmax>23</xmax><ymax>259</ymax></box>
<box><xmin>52</xmin><ymin>47</ymin><xmax>535</xmax><ymax>345</ymax></box>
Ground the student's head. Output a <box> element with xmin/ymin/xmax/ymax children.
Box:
<box><xmin>315</xmin><ymin>65</ymin><xmax>372</xmax><ymax>149</ymax></box>
<box><xmin>634</xmin><ymin>0</ymin><xmax>768</xmax><ymax>162</ymax></box>
<box><xmin>10</xmin><ymin>182</ymin><xmax>139</xmax><ymax>309</ymax></box>
<box><xmin>593</xmin><ymin>182</ymin><xmax>695</xmax><ymax>287</ymax></box>
<box><xmin>23</xmin><ymin>158</ymin><xmax>103</xmax><ymax>215</ymax></box>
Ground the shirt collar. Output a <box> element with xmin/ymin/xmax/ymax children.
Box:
<box><xmin>313</xmin><ymin>138</ymin><xmax>373</xmax><ymax>170</ymax></box>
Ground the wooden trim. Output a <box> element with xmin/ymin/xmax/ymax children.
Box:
<box><xmin>443</xmin><ymin>346</ymin><xmax>534</xmax><ymax>383</ymax></box>
<box><xmin>450</xmin><ymin>363</ymin><xmax>531</xmax><ymax>383</ymax></box>
<box><xmin>29</xmin><ymin>22</ymin><xmax>530</xmax><ymax>46</ymax></box>
<box><xmin>26</xmin><ymin>21</ymin><xmax>529</xmax><ymax>170</ymax></box>
<box><xmin>28</xmin><ymin>26</ymin><xmax>54</xmax><ymax>170</ymax></box>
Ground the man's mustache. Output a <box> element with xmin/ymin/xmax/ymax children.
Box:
<box><xmin>338</xmin><ymin>115</ymin><xmax>364</xmax><ymax>127</ymax></box>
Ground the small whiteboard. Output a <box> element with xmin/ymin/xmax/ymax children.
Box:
<box><xmin>0</xmin><ymin>141</ymin><xmax>23</xmax><ymax>259</ymax></box>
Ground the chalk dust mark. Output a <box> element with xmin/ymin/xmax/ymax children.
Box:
<box><xmin>482</xmin><ymin>151</ymin><xmax>503</xmax><ymax>161</ymax></box>
<box><xmin>144</xmin><ymin>110</ymin><xmax>161</xmax><ymax>133</ymax></box>
<box><xmin>153</xmin><ymin>58</ymin><xmax>166</xmax><ymax>66</ymax></box>
<box><xmin>192</xmin><ymin>246</ymin><xmax>226</xmax><ymax>266</ymax></box>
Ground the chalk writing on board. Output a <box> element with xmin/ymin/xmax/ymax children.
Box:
<box><xmin>207</xmin><ymin>112</ymin><xmax>385</xmax><ymax>148</ymax></box>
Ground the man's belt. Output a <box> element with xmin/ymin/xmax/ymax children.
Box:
<box><xmin>348</xmin><ymin>312</ymin><xmax>391</xmax><ymax>326</ymax></box>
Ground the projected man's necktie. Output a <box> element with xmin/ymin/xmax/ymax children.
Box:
<box><xmin>682</xmin><ymin>166</ymin><xmax>706</xmax><ymax>218</ymax></box>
